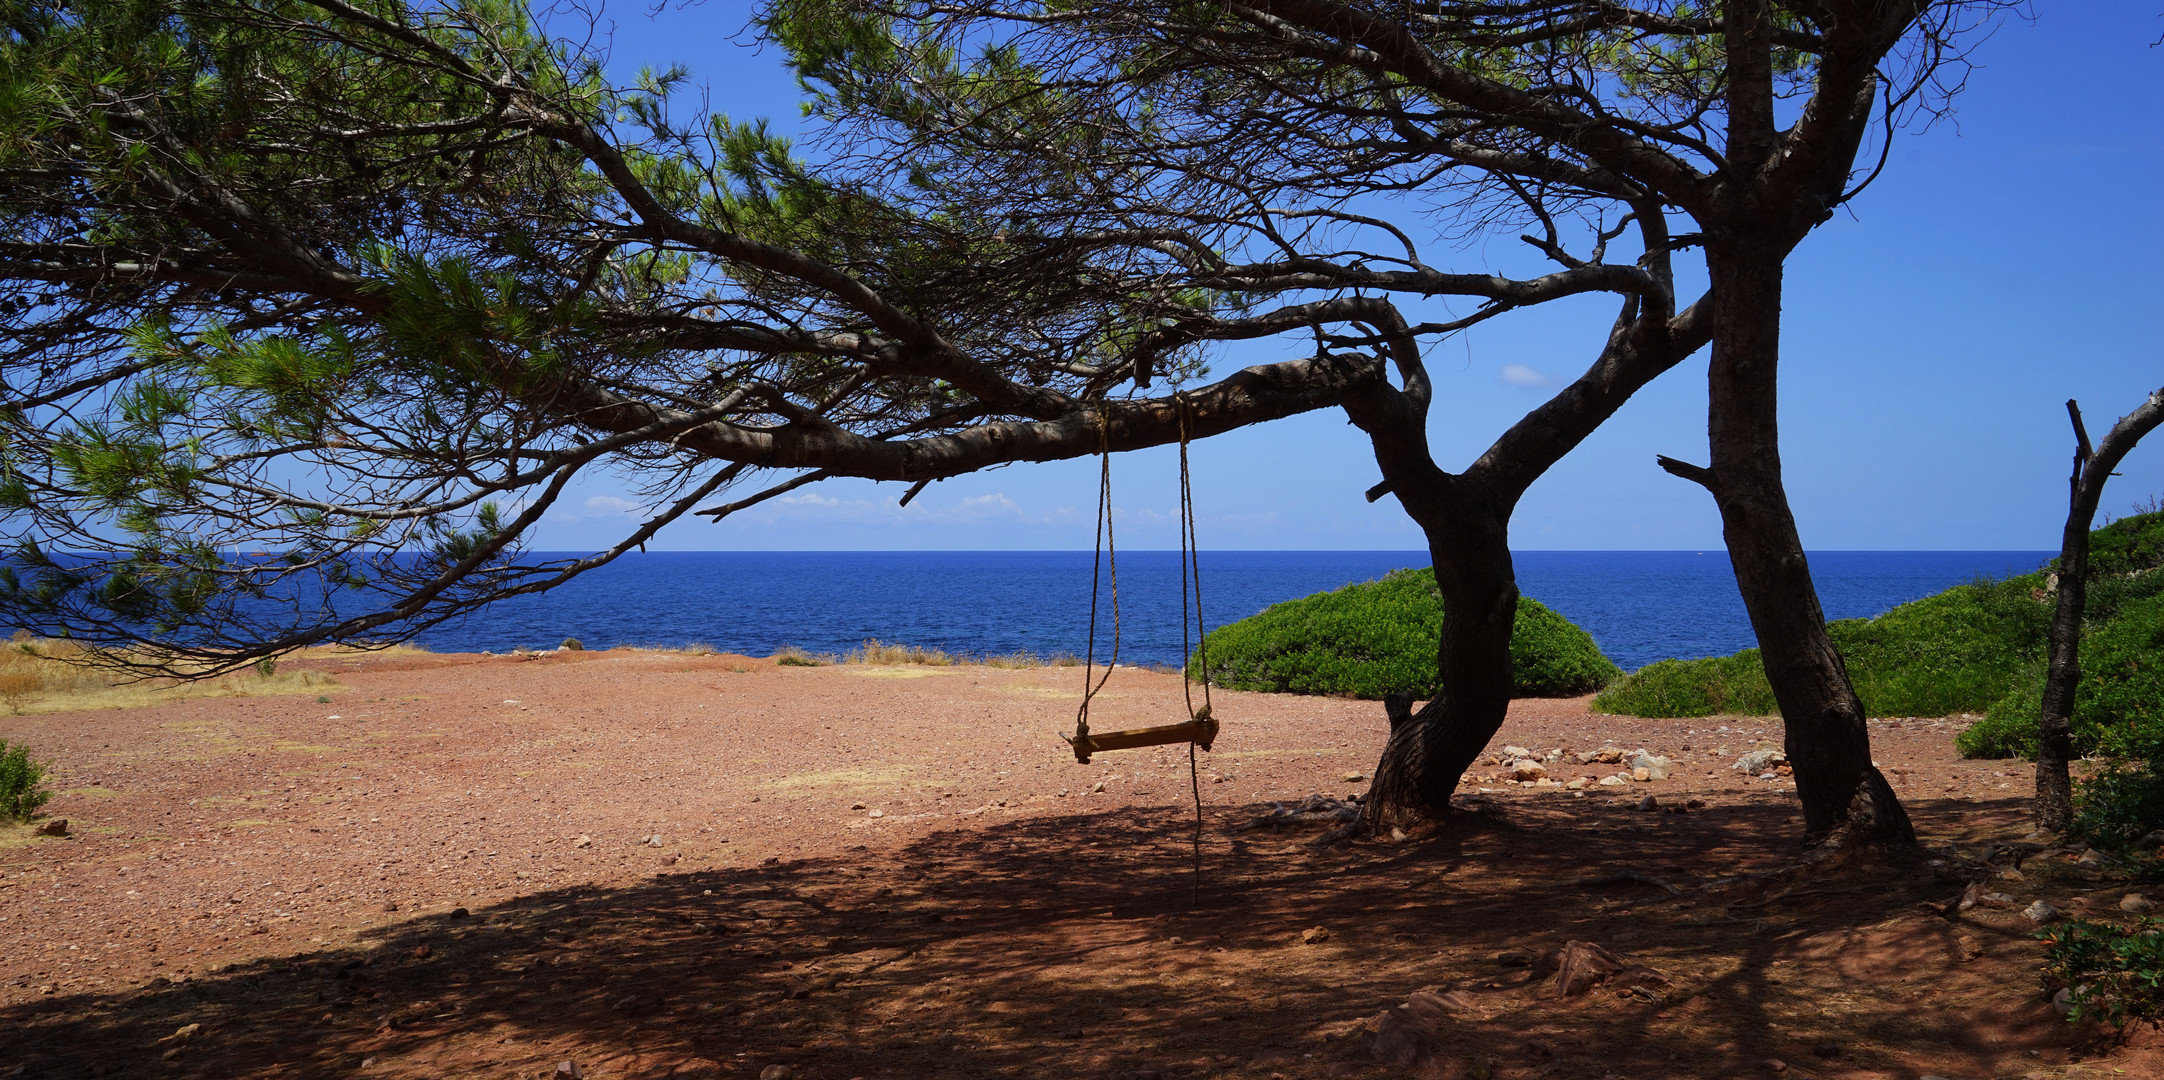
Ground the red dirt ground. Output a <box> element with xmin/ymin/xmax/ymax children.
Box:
<box><xmin>2</xmin><ymin>648</ymin><xmax>2158</xmax><ymax>1080</ymax></box>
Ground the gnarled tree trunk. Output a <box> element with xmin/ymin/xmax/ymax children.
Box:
<box><xmin>1682</xmin><ymin>237</ymin><xmax>1913</xmax><ymax>849</ymax></box>
<box><xmin>1361</xmin><ymin>487</ymin><xmax>1519</xmax><ymax>828</ymax></box>
<box><xmin>2036</xmin><ymin>391</ymin><xmax>2164</xmax><ymax>833</ymax></box>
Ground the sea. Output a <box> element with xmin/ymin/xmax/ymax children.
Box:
<box><xmin>415</xmin><ymin>550</ymin><xmax>2056</xmax><ymax>671</ymax></box>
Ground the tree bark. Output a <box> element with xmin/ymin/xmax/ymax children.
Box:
<box><xmin>2036</xmin><ymin>392</ymin><xmax>2164</xmax><ymax>833</ymax></box>
<box><xmin>1362</xmin><ymin>487</ymin><xmax>1520</xmax><ymax>828</ymax></box>
<box><xmin>1686</xmin><ymin>236</ymin><xmax>1915</xmax><ymax>849</ymax></box>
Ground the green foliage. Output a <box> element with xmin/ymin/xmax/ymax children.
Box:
<box><xmin>0</xmin><ymin>738</ymin><xmax>52</xmax><ymax>822</ymax></box>
<box><xmin>1591</xmin><ymin>651</ymin><xmax>1777</xmax><ymax>718</ymax></box>
<box><xmin>1600</xmin><ymin>510</ymin><xmax>2164</xmax><ymax>747</ymax></box>
<box><xmin>1955</xmin><ymin>663</ymin><xmax>2044</xmax><ymax>759</ymax></box>
<box><xmin>2040</xmin><ymin>918</ymin><xmax>2164</xmax><ymax>1028</ymax></box>
<box><xmin>255</xmin><ymin>656</ymin><xmax>277</xmax><ymax>678</ymax></box>
<box><xmin>560</xmin><ymin>637</ymin><xmax>584</xmax><ymax>652</ymax></box>
<box><xmin>1194</xmin><ymin>568</ymin><xmax>1619</xmax><ymax>700</ymax></box>
<box><xmin>2070</xmin><ymin>738</ymin><xmax>2164</xmax><ymax>851</ymax></box>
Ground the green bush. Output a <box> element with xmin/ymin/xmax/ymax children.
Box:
<box><xmin>2070</xmin><ymin>745</ymin><xmax>2164</xmax><ymax>851</ymax></box>
<box><xmin>2040</xmin><ymin>917</ymin><xmax>2164</xmax><ymax>1028</ymax></box>
<box><xmin>1955</xmin><ymin>663</ymin><xmax>2044</xmax><ymax>759</ymax></box>
<box><xmin>0</xmin><ymin>738</ymin><xmax>51</xmax><ymax>822</ymax></box>
<box><xmin>1963</xmin><ymin>590</ymin><xmax>2164</xmax><ymax>760</ymax></box>
<box><xmin>1591</xmin><ymin>650</ymin><xmax>1777</xmax><ymax>717</ymax></box>
<box><xmin>1194</xmin><ymin>568</ymin><xmax>1620</xmax><ymax>700</ymax></box>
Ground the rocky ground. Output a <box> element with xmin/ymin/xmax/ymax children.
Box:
<box><xmin>0</xmin><ymin>648</ymin><xmax>2157</xmax><ymax>1080</ymax></box>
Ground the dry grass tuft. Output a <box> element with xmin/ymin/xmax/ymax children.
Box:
<box><xmin>843</xmin><ymin>639</ymin><xmax>956</xmax><ymax>666</ymax></box>
<box><xmin>0</xmin><ymin>639</ymin><xmax>342</xmax><ymax>714</ymax></box>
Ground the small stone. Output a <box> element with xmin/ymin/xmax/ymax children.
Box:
<box><xmin>1501</xmin><ymin>745</ymin><xmax>1533</xmax><ymax>760</ymax></box>
<box><xmin>868</xmin><ymin>809</ymin><xmax>885</xmax><ymax>819</ymax></box>
<box><xmin>411</xmin><ymin>944</ymin><xmax>432</xmax><ymax>960</ymax></box>
<box><xmin>1632</xmin><ymin>767</ymin><xmax>1652</xmax><ymax>782</ymax></box>
<box><xmin>2076</xmin><ymin>848</ymin><xmax>2107</xmax><ymax>870</ymax></box>
<box><xmin>1596</xmin><ymin>747</ymin><xmax>1624</xmax><ymax>764</ymax></box>
<box><xmin>1564</xmin><ymin>779</ymin><xmax>1587</xmax><ymax>791</ymax></box>
<box><xmin>1090</xmin><ymin>781</ymin><xmax>1106</xmax><ymax>793</ymax></box>
<box><xmin>662</xmin><ymin>854</ymin><xmax>680</xmax><ymax>866</ymax></box>
<box><xmin>759</xmin><ymin>1066</ymin><xmax>795</xmax><ymax>1080</ymax></box>
<box><xmin>1635</xmin><ymin>795</ymin><xmax>1659</xmax><ymax>812</ymax></box>
<box><xmin>646</xmin><ymin>835</ymin><xmax>664</xmax><ymax>848</ymax></box>
<box><xmin>1980</xmin><ymin>891</ymin><xmax>2016</xmax><ymax>909</ymax></box>
<box><xmin>2133</xmin><ymin>830</ymin><xmax>2164</xmax><ymax>851</ymax></box>
<box><xmin>2023</xmin><ymin>899</ymin><xmax>2062</xmax><ymax>924</ymax></box>
<box><xmin>1761</xmin><ymin>1059</ymin><xmax>1787</xmax><ymax>1073</ymax></box>
<box><xmin>1598</xmin><ymin>775</ymin><xmax>1629</xmax><ymax>788</ymax></box>
<box><xmin>2122</xmin><ymin>893</ymin><xmax>2157</xmax><ymax>914</ymax></box>
<box><xmin>1998</xmin><ymin>868</ymin><xmax>2025</xmax><ymax>882</ymax></box>
<box><xmin>162</xmin><ymin>1023</ymin><xmax>201</xmax><ymax>1044</ymax></box>
<box><xmin>383</xmin><ymin>901</ymin><xmax>399</xmax><ymax>912</ymax></box>
<box><xmin>1628</xmin><ymin>753</ymin><xmax>1674</xmax><ymax>780</ymax></box>
<box><xmin>1300</xmin><ymin>926</ymin><xmax>1331</xmax><ymax>944</ymax></box>
<box><xmin>850</xmin><ymin>802</ymin><xmax>866</xmax><ymax>810</ymax></box>
<box><xmin>610</xmin><ymin>994</ymin><xmax>643</xmax><ymax>1013</ymax></box>
<box><xmin>1733</xmin><ymin>749</ymin><xmax>1787</xmax><ymax>773</ymax></box>
<box><xmin>554</xmin><ymin>1062</ymin><xmax>585</xmax><ymax>1080</ymax></box>
<box><xmin>572</xmin><ymin>835</ymin><xmax>592</xmax><ymax>849</ymax></box>
<box><xmin>34</xmin><ymin>819</ymin><xmax>67</xmax><ymax>837</ymax></box>
<box><xmin>1509</xmin><ymin>759</ymin><xmax>1548</xmax><ymax>782</ymax></box>
<box><xmin>450</xmin><ymin>907</ymin><xmax>468</xmax><ymax>919</ymax></box>
<box><xmin>1343</xmin><ymin>772</ymin><xmax>1368</xmax><ymax>783</ymax></box>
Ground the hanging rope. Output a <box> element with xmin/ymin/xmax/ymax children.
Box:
<box><xmin>1178</xmin><ymin>395</ymin><xmax>1209</xmax><ymax>901</ymax></box>
<box><xmin>1071</xmin><ymin>407</ymin><xmax>1119</xmax><ymax>762</ymax></box>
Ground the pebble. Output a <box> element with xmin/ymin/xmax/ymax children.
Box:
<box><xmin>1635</xmin><ymin>795</ymin><xmax>1659</xmax><ymax>812</ymax></box>
<box><xmin>554</xmin><ymin>1062</ymin><xmax>585</xmax><ymax>1080</ymax></box>
<box><xmin>34</xmin><ymin>819</ymin><xmax>68</xmax><ymax>837</ymax></box>
<box><xmin>1733</xmin><ymin>749</ymin><xmax>1787</xmax><ymax>773</ymax></box>
<box><xmin>1501</xmin><ymin>745</ymin><xmax>1533</xmax><ymax>760</ymax></box>
<box><xmin>1598</xmin><ymin>775</ymin><xmax>1629</xmax><ymax>788</ymax></box>
<box><xmin>2121</xmin><ymin>893</ymin><xmax>2157</xmax><ymax>913</ymax></box>
<box><xmin>2076</xmin><ymin>848</ymin><xmax>2107</xmax><ymax>870</ymax></box>
<box><xmin>1509</xmin><ymin>760</ymin><xmax>1548</xmax><ymax>782</ymax></box>
<box><xmin>573</xmin><ymin>835</ymin><xmax>592</xmax><ymax>849</ymax></box>
<box><xmin>867</xmin><ymin>809</ymin><xmax>885</xmax><ymax>819</ymax></box>
<box><xmin>2023</xmin><ymin>900</ymin><xmax>2062</xmax><ymax>924</ymax></box>
<box><xmin>850</xmin><ymin>802</ymin><xmax>866</xmax><ymax>810</ymax></box>
<box><xmin>1300</xmin><ymin>927</ymin><xmax>1331</xmax><ymax>944</ymax></box>
<box><xmin>1343</xmin><ymin>772</ymin><xmax>1368</xmax><ymax>783</ymax></box>
<box><xmin>645</xmin><ymin>835</ymin><xmax>664</xmax><ymax>848</ymax></box>
<box><xmin>759</xmin><ymin>1067</ymin><xmax>795</xmax><ymax>1080</ymax></box>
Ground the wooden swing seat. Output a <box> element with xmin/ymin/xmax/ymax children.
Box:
<box><xmin>1064</xmin><ymin>711</ymin><xmax>1217</xmax><ymax>764</ymax></box>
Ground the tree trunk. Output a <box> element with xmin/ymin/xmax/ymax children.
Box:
<box><xmin>2037</xmin><ymin>392</ymin><xmax>2164</xmax><ymax>833</ymax></box>
<box><xmin>1697</xmin><ymin>238</ymin><xmax>1914</xmax><ymax>849</ymax></box>
<box><xmin>1361</xmin><ymin>488</ymin><xmax>1519</xmax><ymax>830</ymax></box>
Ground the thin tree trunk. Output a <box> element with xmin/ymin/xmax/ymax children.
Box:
<box><xmin>1678</xmin><ymin>238</ymin><xmax>1914</xmax><ymax>849</ymax></box>
<box><xmin>1363</xmin><ymin>491</ymin><xmax>1518</xmax><ymax>829</ymax></box>
<box><xmin>2037</xmin><ymin>392</ymin><xmax>2164</xmax><ymax>833</ymax></box>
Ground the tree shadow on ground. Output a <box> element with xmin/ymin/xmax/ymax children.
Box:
<box><xmin>0</xmin><ymin>793</ymin><xmax>2119</xmax><ymax>1080</ymax></box>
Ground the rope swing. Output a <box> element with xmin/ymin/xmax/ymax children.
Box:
<box><xmin>1063</xmin><ymin>397</ymin><xmax>1218</xmax><ymax>763</ymax></box>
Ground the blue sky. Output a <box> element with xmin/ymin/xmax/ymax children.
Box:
<box><xmin>530</xmin><ymin>4</ymin><xmax>2163</xmax><ymax>552</ymax></box>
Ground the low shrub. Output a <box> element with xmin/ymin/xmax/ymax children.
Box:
<box><xmin>1195</xmin><ymin>568</ymin><xmax>1620</xmax><ymax>699</ymax></box>
<box><xmin>1592</xmin><ymin>651</ymin><xmax>1777</xmax><ymax>717</ymax></box>
<box><xmin>256</xmin><ymin>656</ymin><xmax>279</xmax><ymax>678</ymax></box>
<box><xmin>1955</xmin><ymin>665</ymin><xmax>2044</xmax><ymax>759</ymax></box>
<box><xmin>0</xmin><ymin>739</ymin><xmax>51</xmax><ymax>822</ymax></box>
<box><xmin>2070</xmin><ymin>732</ymin><xmax>2164</xmax><ymax>851</ymax></box>
<box><xmin>773</xmin><ymin>646</ymin><xmax>825</xmax><ymax>667</ymax></box>
<box><xmin>560</xmin><ymin>637</ymin><xmax>584</xmax><ymax>652</ymax></box>
<box><xmin>2040</xmin><ymin>917</ymin><xmax>2164</xmax><ymax>1028</ymax></box>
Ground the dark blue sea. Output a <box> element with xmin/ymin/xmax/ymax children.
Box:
<box><xmin>416</xmin><ymin>550</ymin><xmax>2054</xmax><ymax>671</ymax></box>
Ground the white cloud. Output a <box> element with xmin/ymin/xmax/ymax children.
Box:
<box><xmin>1498</xmin><ymin>363</ymin><xmax>1552</xmax><ymax>387</ymax></box>
<box><xmin>582</xmin><ymin>495</ymin><xmax>642</xmax><ymax>516</ymax></box>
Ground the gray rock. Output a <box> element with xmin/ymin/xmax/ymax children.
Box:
<box><xmin>1508</xmin><ymin>759</ymin><xmax>1548</xmax><ymax>782</ymax></box>
<box><xmin>2134</xmin><ymin>830</ymin><xmax>2164</xmax><ymax>851</ymax></box>
<box><xmin>554</xmin><ymin>1063</ymin><xmax>585</xmax><ymax>1080</ymax></box>
<box><xmin>1733</xmin><ymin>749</ymin><xmax>1787</xmax><ymax>773</ymax></box>
<box><xmin>2023</xmin><ymin>899</ymin><xmax>2062</xmax><ymax>924</ymax></box>
<box><xmin>1597</xmin><ymin>774</ymin><xmax>1630</xmax><ymax>788</ymax></box>
<box><xmin>1501</xmin><ymin>745</ymin><xmax>1533</xmax><ymax>761</ymax></box>
<box><xmin>1634</xmin><ymin>795</ymin><xmax>1659</xmax><ymax>812</ymax></box>
<box><xmin>1629</xmin><ymin>753</ymin><xmax>1674</xmax><ymax>781</ymax></box>
<box><xmin>2121</xmin><ymin>893</ymin><xmax>2157</xmax><ymax>914</ymax></box>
